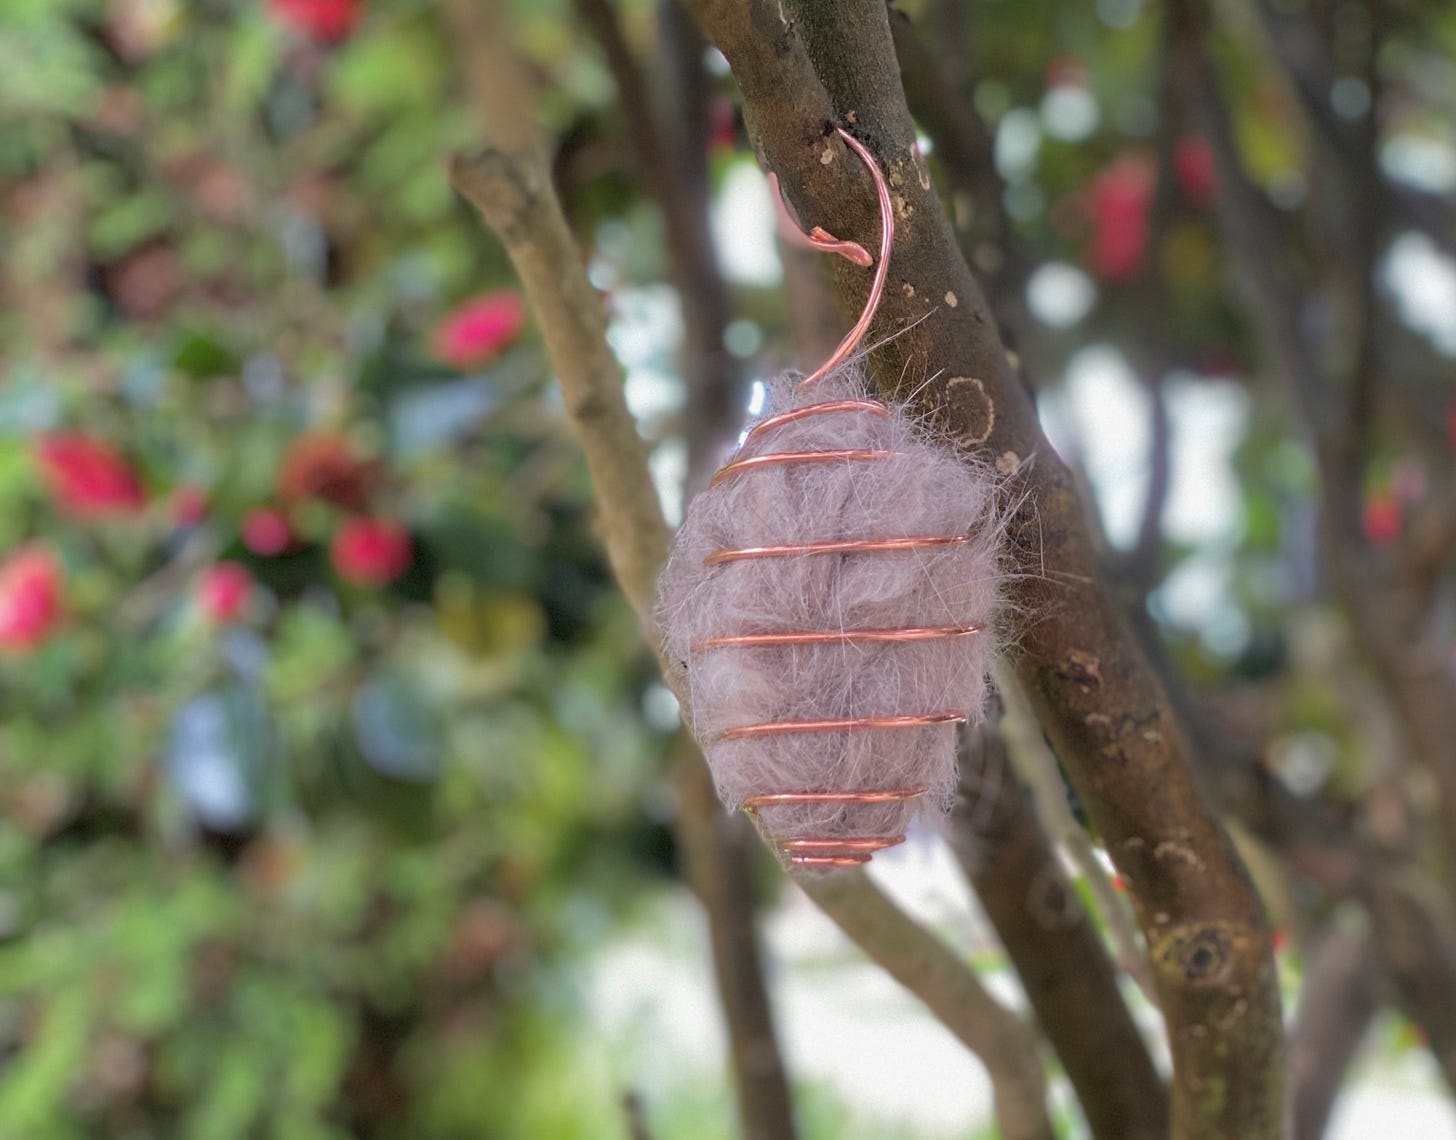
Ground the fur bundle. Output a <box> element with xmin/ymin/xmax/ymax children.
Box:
<box><xmin>658</xmin><ymin>367</ymin><xmax>1003</xmax><ymax>867</ymax></box>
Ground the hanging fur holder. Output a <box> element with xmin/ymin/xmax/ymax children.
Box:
<box><xmin>658</xmin><ymin>128</ymin><xmax>1003</xmax><ymax>870</ymax></box>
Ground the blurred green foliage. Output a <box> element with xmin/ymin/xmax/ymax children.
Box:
<box><xmin>0</xmin><ymin>2</ymin><xmax>678</xmax><ymax>1136</ymax></box>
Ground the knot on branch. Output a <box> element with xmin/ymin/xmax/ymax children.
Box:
<box><xmin>1025</xmin><ymin>861</ymin><xmax>1086</xmax><ymax>931</ymax></box>
<box><xmin>1153</xmin><ymin>921</ymin><xmax>1244</xmax><ymax>988</ymax></box>
<box><xmin>1054</xmin><ymin>649</ymin><xmax>1104</xmax><ymax>691</ymax></box>
<box><xmin>449</xmin><ymin>147</ymin><xmax>541</xmax><ymax>243</ymax></box>
<box><xmin>946</xmin><ymin>375</ymin><xmax>995</xmax><ymax>448</ymax></box>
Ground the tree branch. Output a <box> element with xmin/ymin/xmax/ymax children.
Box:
<box><xmin>621</xmin><ymin>1089</ymin><xmax>658</xmax><ymax>1140</ymax></box>
<box><xmin>1251</xmin><ymin>0</ymin><xmax>1456</xmax><ymax>264</ymax></box>
<box><xmin>575</xmin><ymin>0</ymin><xmax>740</xmax><ymax>479</ymax></box>
<box><xmin>952</xmin><ymin>715</ymin><xmax>1168</xmax><ymax>1140</ymax></box>
<box><xmin>1191</xmin><ymin>1</ymin><xmax>1456</xmax><ymax>869</ymax></box>
<box><xmin>445</xmin><ymin>10</ymin><xmax>1081</xmax><ymax>1140</ymax></box>
<box><xmin>1288</xmin><ymin>927</ymin><xmax>1381</xmax><ymax>1140</ymax></box>
<box><xmin>673</xmin><ymin>749</ymin><xmax>801</xmax><ymax>1139</ymax></box>
<box><xmin>443</xmin><ymin>0</ymin><xmax>666</xmax><ymax>620</ymax></box>
<box><xmin>800</xmin><ymin>869</ymin><xmax>1057</xmax><ymax>1140</ymax></box>
<box><xmin>1362</xmin><ymin>872</ymin><xmax>1456</xmax><ymax>1094</ymax></box>
<box><xmin>1122</xmin><ymin>0</ymin><xmax>1189</xmax><ymax>590</ymax></box>
<box><xmin>443</xmin><ymin>8</ymin><xmax>798</xmax><ymax>1138</ymax></box>
<box><xmin>682</xmin><ymin>1</ymin><xmax>1285</xmax><ymax>1134</ymax></box>
<box><xmin>991</xmin><ymin>668</ymin><xmax>1155</xmax><ymax>1002</ymax></box>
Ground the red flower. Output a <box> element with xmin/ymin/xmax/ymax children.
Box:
<box><xmin>431</xmin><ymin>291</ymin><xmax>527</xmax><ymax>369</ymax></box>
<box><xmin>708</xmin><ymin>97</ymin><xmax>737</xmax><ymax>154</ymax></box>
<box><xmin>1362</xmin><ymin>493</ymin><xmax>1402</xmax><ymax>546</ymax></box>
<box><xmin>331</xmin><ymin>517</ymin><xmax>412</xmax><ymax>586</ymax></box>
<box><xmin>35</xmin><ymin>433</ymin><xmax>145</xmax><ymax>517</ymax></box>
<box><xmin>1174</xmin><ymin>136</ymin><xmax>1216</xmax><ymax>209</ymax></box>
<box><xmin>197</xmin><ymin>562</ymin><xmax>253</xmax><ymax>625</ymax></box>
<box><xmin>1044</xmin><ymin>56</ymin><xmax>1089</xmax><ymax>90</ymax></box>
<box><xmin>172</xmin><ymin>485</ymin><xmax>208</xmax><ymax>528</ymax></box>
<box><xmin>268</xmin><ymin>0</ymin><xmax>361</xmax><ymax>41</ymax></box>
<box><xmin>1086</xmin><ymin>157</ymin><xmax>1153</xmax><ymax>282</ymax></box>
<box><xmin>241</xmin><ymin>507</ymin><xmax>294</xmax><ymax>556</ymax></box>
<box><xmin>278</xmin><ymin>432</ymin><xmax>377</xmax><ymax>511</ymax></box>
<box><xmin>0</xmin><ymin>545</ymin><xmax>63</xmax><ymax>653</ymax></box>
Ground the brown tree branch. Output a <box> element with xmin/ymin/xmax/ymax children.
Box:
<box><xmin>1191</xmin><ymin>3</ymin><xmax>1456</xmax><ymax>869</ymax></box>
<box><xmin>682</xmin><ymin>1</ymin><xmax>1285</xmax><ymax>1134</ymax></box>
<box><xmin>992</xmin><ymin>667</ymin><xmax>1155</xmax><ymax>1002</ymax></box>
<box><xmin>443</xmin><ymin>8</ymin><xmax>797</xmax><ymax>1139</ymax></box>
<box><xmin>621</xmin><ymin>1089</ymin><xmax>658</xmax><ymax>1140</ymax></box>
<box><xmin>446</xmin><ymin>10</ymin><xmax>1074</xmax><ymax>1139</ymax></box>
<box><xmin>952</xmin><ymin>716</ymin><xmax>1168</xmax><ymax>1140</ymax></box>
<box><xmin>1362</xmin><ymin>872</ymin><xmax>1456</xmax><ymax>1093</ymax></box>
<box><xmin>1251</xmin><ymin>0</ymin><xmax>1456</xmax><ymax>264</ymax></box>
<box><xmin>800</xmin><ymin>869</ymin><xmax>1057</xmax><ymax>1140</ymax></box>
<box><xmin>1122</xmin><ymin>0</ymin><xmax>1190</xmax><ymax>590</ymax></box>
<box><xmin>444</xmin><ymin>0</ymin><xmax>667</xmax><ymax>621</ymax></box>
<box><xmin>673</xmin><ymin>750</ymin><xmax>801</xmax><ymax>1139</ymax></box>
<box><xmin>1288</xmin><ymin>927</ymin><xmax>1382</xmax><ymax>1140</ymax></box>
<box><xmin>575</xmin><ymin>0</ymin><xmax>740</xmax><ymax>479</ymax></box>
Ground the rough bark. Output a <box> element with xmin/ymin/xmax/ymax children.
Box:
<box><xmin>680</xmin><ymin>1</ymin><xmax>1285</xmax><ymax>1135</ymax></box>
<box><xmin>992</xmin><ymin>667</ymin><xmax>1155</xmax><ymax>1001</ymax></box>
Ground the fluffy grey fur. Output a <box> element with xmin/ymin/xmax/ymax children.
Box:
<box><xmin>658</xmin><ymin>368</ymin><xmax>1003</xmax><ymax>860</ymax></box>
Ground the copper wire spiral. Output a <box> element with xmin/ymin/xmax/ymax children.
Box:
<box><xmin>703</xmin><ymin>398</ymin><xmax>975</xmax><ymax>867</ymax></box>
<box><xmin>699</xmin><ymin>127</ymin><xmax>976</xmax><ymax>868</ymax></box>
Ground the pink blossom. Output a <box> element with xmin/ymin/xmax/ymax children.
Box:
<box><xmin>35</xmin><ymin>433</ymin><xmax>145</xmax><ymax>517</ymax></box>
<box><xmin>1086</xmin><ymin>157</ymin><xmax>1153</xmax><ymax>283</ymax></box>
<box><xmin>331</xmin><ymin>517</ymin><xmax>412</xmax><ymax>586</ymax></box>
<box><xmin>242</xmin><ymin>508</ymin><xmax>294</xmax><ymax>556</ymax></box>
<box><xmin>0</xmin><ymin>545</ymin><xmax>63</xmax><ymax>652</ymax></box>
<box><xmin>268</xmin><ymin>0</ymin><xmax>361</xmax><ymax>41</ymax></box>
<box><xmin>431</xmin><ymin>291</ymin><xmax>527</xmax><ymax>368</ymax></box>
<box><xmin>1174</xmin><ymin>137</ymin><xmax>1217</xmax><ymax>209</ymax></box>
<box><xmin>1362</xmin><ymin>494</ymin><xmax>1402</xmax><ymax>546</ymax></box>
<box><xmin>197</xmin><ymin>562</ymin><xmax>253</xmax><ymax>625</ymax></box>
<box><xmin>172</xmin><ymin>485</ymin><xmax>208</xmax><ymax>528</ymax></box>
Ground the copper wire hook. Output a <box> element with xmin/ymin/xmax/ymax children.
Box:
<box><xmin>768</xmin><ymin>126</ymin><xmax>896</xmax><ymax>388</ymax></box>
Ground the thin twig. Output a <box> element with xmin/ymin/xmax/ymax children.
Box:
<box><xmin>1123</xmin><ymin>1</ymin><xmax>1187</xmax><ymax>590</ymax></box>
<box><xmin>952</xmin><ymin>716</ymin><xmax>1168</xmax><ymax>1140</ymax></box>
<box><xmin>621</xmin><ymin>1089</ymin><xmax>657</xmax><ymax>1140</ymax></box>
<box><xmin>1288</xmin><ymin>927</ymin><xmax>1381</xmax><ymax>1140</ymax></box>
<box><xmin>800</xmin><ymin>869</ymin><xmax>1057</xmax><ymax>1140</ymax></box>
<box><xmin>993</xmin><ymin>665</ymin><xmax>1156</xmax><ymax>1002</ymax></box>
<box><xmin>442</xmin><ymin>8</ymin><xmax>797</xmax><ymax>1139</ymax></box>
<box><xmin>575</xmin><ymin>0</ymin><xmax>740</xmax><ymax>484</ymax></box>
<box><xmin>1191</xmin><ymin>1</ymin><xmax>1456</xmax><ymax>870</ymax></box>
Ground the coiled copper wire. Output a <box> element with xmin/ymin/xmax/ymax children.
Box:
<box><xmin>705</xmin><ymin>534</ymin><xmax>972</xmax><ymax>567</ymax></box>
<box><xmin>703</xmin><ymin>127</ymin><xmax>973</xmax><ymax>868</ymax></box>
